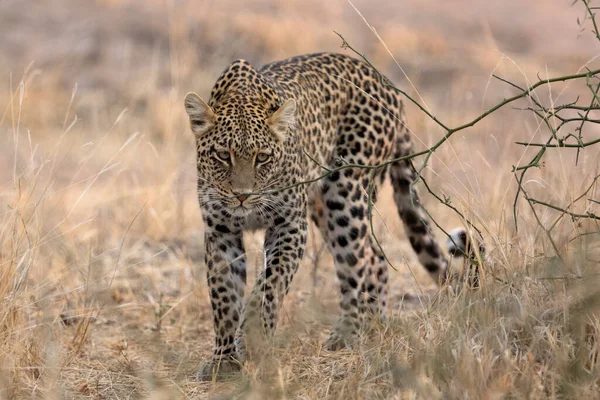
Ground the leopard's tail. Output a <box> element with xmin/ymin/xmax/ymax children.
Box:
<box><xmin>388</xmin><ymin>123</ymin><xmax>484</xmax><ymax>286</ymax></box>
<box><xmin>387</xmin><ymin>125</ymin><xmax>449</xmax><ymax>284</ymax></box>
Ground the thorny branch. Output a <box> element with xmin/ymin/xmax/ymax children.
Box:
<box><xmin>239</xmin><ymin>0</ymin><xmax>600</xmax><ymax>269</ymax></box>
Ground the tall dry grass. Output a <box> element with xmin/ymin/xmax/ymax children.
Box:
<box><xmin>0</xmin><ymin>0</ymin><xmax>599</xmax><ymax>398</ymax></box>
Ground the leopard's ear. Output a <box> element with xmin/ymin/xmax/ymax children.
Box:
<box><xmin>184</xmin><ymin>92</ymin><xmax>215</xmax><ymax>136</ymax></box>
<box><xmin>267</xmin><ymin>99</ymin><xmax>296</xmax><ymax>141</ymax></box>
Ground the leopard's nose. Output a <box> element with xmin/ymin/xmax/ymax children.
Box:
<box><xmin>236</xmin><ymin>193</ymin><xmax>250</xmax><ymax>203</ymax></box>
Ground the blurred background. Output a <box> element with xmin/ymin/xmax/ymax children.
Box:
<box><xmin>1</xmin><ymin>0</ymin><xmax>599</xmax><ymax>398</ymax></box>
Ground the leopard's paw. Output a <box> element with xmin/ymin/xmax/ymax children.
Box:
<box><xmin>196</xmin><ymin>358</ymin><xmax>241</xmax><ymax>382</ymax></box>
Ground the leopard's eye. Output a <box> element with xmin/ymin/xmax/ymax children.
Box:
<box><xmin>215</xmin><ymin>150</ymin><xmax>231</xmax><ymax>162</ymax></box>
<box><xmin>256</xmin><ymin>152</ymin><xmax>270</xmax><ymax>163</ymax></box>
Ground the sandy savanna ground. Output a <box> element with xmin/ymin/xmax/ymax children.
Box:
<box><xmin>1</xmin><ymin>0</ymin><xmax>600</xmax><ymax>398</ymax></box>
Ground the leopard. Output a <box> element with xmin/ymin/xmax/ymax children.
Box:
<box><xmin>184</xmin><ymin>52</ymin><xmax>474</xmax><ymax>380</ymax></box>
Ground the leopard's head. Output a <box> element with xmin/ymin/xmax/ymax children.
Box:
<box><xmin>184</xmin><ymin>62</ymin><xmax>296</xmax><ymax>216</ymax></box>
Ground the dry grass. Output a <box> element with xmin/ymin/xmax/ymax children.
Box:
<box><xmin>1</xmin><ymin>0</ymin><xmax>600</xmax><ymax>398</ymax></box>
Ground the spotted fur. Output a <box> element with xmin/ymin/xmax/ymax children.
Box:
<box><xmin>185</xmin><ymin>53</ymin><xmax>463</xmax><ymax>379</ymax></box>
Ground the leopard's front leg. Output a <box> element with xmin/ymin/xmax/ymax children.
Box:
<box><xmin>235</xmin><ymin>206</ymin><xmax>307</xmax><ymax>360</ymax></box>
<box><xmin>197</xmin><ymin>224</ymin><xmax>246</xmax><ymax>381</ymax></box>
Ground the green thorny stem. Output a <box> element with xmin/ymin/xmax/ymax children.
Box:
<box><xmin>225</xmin><ymin>1</ymin><xmax>600</xmax><ymax>271</ymax></box>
